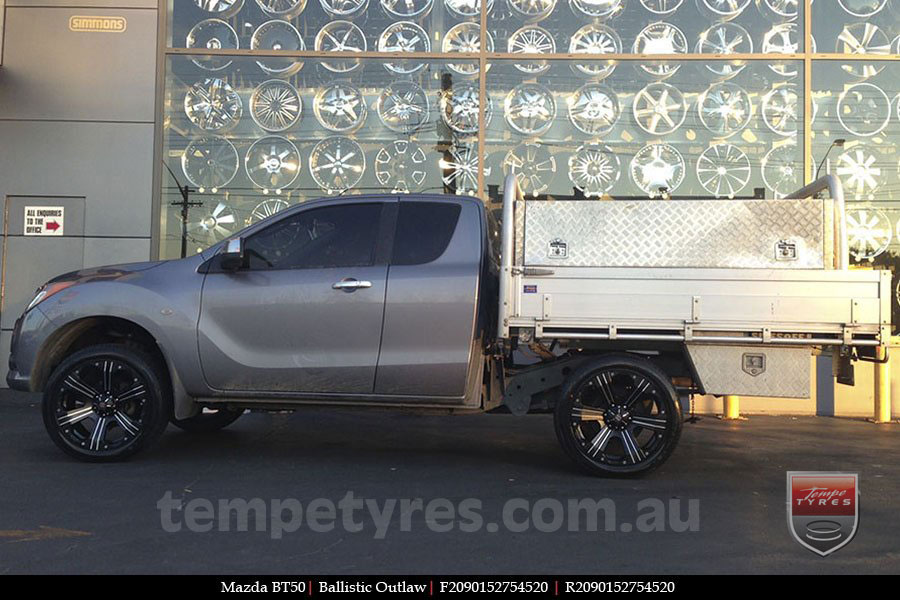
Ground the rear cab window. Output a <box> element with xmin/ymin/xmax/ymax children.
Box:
<box><xmin>391</xmin><ymin>202</ymin><xmax>462</xmax><ymax>266</ymax></box>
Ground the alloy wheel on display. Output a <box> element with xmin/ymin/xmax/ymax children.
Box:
<box><xmin>762</xmin><ymin>22</ymin><xmax>798</xmax><ymax>77</ymax></box>
<box><xmin>181</xmin><ymin>136</ymin><xmax>239</xmax><ymax>191</ymax></box>
<box><xmin>251</xmin><ymin>20</ymin><xmax>305</xmax><ymax>76</ymax></box>
<box><xmin>568</xmin><ymin>0</ymin><xmax>624</xmax><ymax>18</ymax></box>
<box><xmin>315</xmin><ymin>20</ymin><xmax>367</xmax><ymax>73</ymax></box>
<box><xmin>695</xmin><ymin>22</ymin><xmax>752</xmax><ymax>80</ymax></box>
<box><xmin>377</xmin><ymin>81</ymin><xmax>430</xmax><ymax>133</ymax></box>
<box><xmin>184</xmin><ymin>78</ymin><xmax>243</xmax><ymax>132</ymax></box>
<box><xmin>696</xmin><ymin>143</ymin><xmax>752</xmax><ymax>198</ymax></box>
<box><xmin>381</xmin><ymin>0</ymin><xmax>434</xmax><ymax>17</ymax></box>
<box><xmin>568</xmin><ymin>143</ymin><xmax>621</xmax><ymax>198</ymax></box>
<box><xmin>440</xmin><ymin>83</ymin><xmax>491</xmax><ymax>135</ymax></box>
<box><xmin>568</xmin><ymin>83</ymin><xmax>620</xmax><ymax>135</ymax></box>
<box><xmin>443</xmin><ymin>22</ymin><xmax>494</xmax><ymax>76</ymax></box>
<box><xmin>186</xmin><ymin>19</ymin><xmax>239</xmax><ymax>71</ymax></box>
<box><xmin>508</xmin><ymin>26</ymin><xmax>556</xmax><ymax>74</ymax></box>
<box><xmin>836</xmin><ymin>23</ymin><xmax>890</xmax><ymax>79</ymax></box>
<box><xmin>696</xmin><ymin>0</ymin><xmax>750</xmax><ymax>18</ymax></box>
<box><xmin>697</xmin><ymin>82</ymin><xmax>752</xmax><ymax>138</ymax></box>
<box><xmin>833</xmin><ymin>145</ymin><xmax>883</xmax><ymax>200</ymax></box>
<box><xmin>640</xmin><ymin>0</ymin><xmax>683</xmax><ymax>14</ymax></box>
<box><xmin>441</xmin><ymin>145</ymin><xmax>491</xmax><ymax>196</ymax></box>
<box><xmin>193</xmin><ymin>0</ymin><xmax>244</xmax><ymax>17</ymax></box>
<box><xmin>632</xmin><ymin>22</ymin><xmax>687</xmax><ymax>79</ymax></box>
<box><xmin>569</xmin><ymin>24</ymin><xmax>621</xmax><ymax>79</ymax></box>
<box><xmin>313</xmin><ymin>83</ymin><xmax>368</xmax><ymax>133</ymax></box>
<box><xmin>508</xmin><ymin>0</ymin><xmax>557</xmax><ymax>21</ymax></box>
<box><xmin>250</xmin><ymin>198</ymin><xmax>291</xmax><ymax>223</ymax></box>
<box><xmin>255</xmin><ymin>0</ymin><xmax>308</xmax><ymax>17</ymax></box>
<box><xmin>250</xmin><ymin>80</ymin><xmax>302</xmax><ymax>132</ymax></box>
<box><xmin>630</xmin><ymin>143</ymin><xmax>685</xmax><ymax>197</ymax></box>
<box><xmin>632</xmin><ymin>82</ymin><xmax>687</xmax><ymax>135</ymax></box>
<box><xmin>761</xmin><ymin>85</ymin><xmax>799</xmax><ymax>136</ymax></box>
<box><xmin>503</xmin><ymin>143</ymin><xmax>557</xmax><ymax>197</ymax></box>
<box><xmin>319</xmin><ymin>0</ymin><xmax>369</xmax><ymax>17</ymax></box>
<box><xmin>189</xmin><ymin>201</ymin><xmax>238</xmax><ymax>243</ymax></box>
<box><xmin>245</xmin><ymin>136</ymin><xmax>302</xmax><ymax>192</ymax></box>
<box><xmin>846</xmin><ymin>208</ymin><xmax>892</xmax><ymax>261</ymax></box>
<box><xmin>378</xmin><ymin>21</ymin><xmax>431</xmax><ymax>74</ymax></box>
<box><xmin>309</xmin><ymin>136</ymin><xmax>366</xmax><ymax>193</ymax></box>
<box><xmin>761</xmin><ymin>142</ymin><xmax>801</xmax><ymax>196</ymax></box>
<box><xmin>444</xmin><ymin>0</ymin><xmax>493</xmax><ymax>18</ymax></box>
<box><xmin>504</xmin><ymin>83</ymin><xmax>557</xmax><ymax>136</ymax></box>
<box><xmin>757</xmin><ymin>0</ymin><xmax>798</xmax><ymax>19</ymax></box>
<box><xmin>837</xmin><ymin>83</ymin><xmax>891</xmax><ymax>137</ymax></box>
<box><xmin>374</xmin><ymin>140</ymin><xmax>428</xmax><ymax>193</ymax></box>
<box><xmin>837</xmin><ymin>0</ymin><xmax>885</xmax><ymax>17</ymax></box>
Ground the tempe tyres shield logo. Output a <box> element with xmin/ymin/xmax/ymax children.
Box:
<box><xmin>787</xmin><ymin>472</ymin><xmax>859</xmax><ymax>556</ymax></box>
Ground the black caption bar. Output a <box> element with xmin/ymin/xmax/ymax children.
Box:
<box><xmin>10</xmin><ymin>575</ymin><xmax>881</xmax><ymax>594</ymax></box>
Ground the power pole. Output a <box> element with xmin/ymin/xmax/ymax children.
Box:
<box><xmin>163</xmin><ymin>162</ymin><xmax>203</xmax><ymax>258</ymax></box>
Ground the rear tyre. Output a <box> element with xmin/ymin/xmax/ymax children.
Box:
<box><xmin>171</xmin><ymin>407</ymin><xmax>244</xmax><ymax>433</ymax></box>
<box><xmin>554</xmin><ymin>354</ymin><xmax>682</xmax><ymax>477</ymax></box>
<box><xmin>42</xmin><ymin>344</ymin><xmax>171</xmax><ymax>462</ymax></box>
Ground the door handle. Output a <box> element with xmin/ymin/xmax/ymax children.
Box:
<box><xmin>332</xmin><ymin>278</ymin><xmax>372</xmax><ymax>291</ymax></box>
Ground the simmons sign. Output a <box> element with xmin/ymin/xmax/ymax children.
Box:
<box><xmin>68</xmin><ymin>16</ymin><xmax>127</xmax><ymax>33</ymax></box>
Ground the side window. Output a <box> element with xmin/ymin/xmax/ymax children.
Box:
<box><xmin>244</xmin><ymin>204</ymin><xmax>382</xmax><ymax>270</ymax></box>
<box><xmin>391</xmin><ymin>202</ymin><xmax>462</xmax><ymax>266</ymax></box>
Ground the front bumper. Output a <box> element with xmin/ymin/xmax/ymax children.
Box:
<box><xmin>6</xmin><ymin>369</ymin><xmax>30</xmax><ymax>391</ymax></box>
<box><xmin>6</xmin><ymin>308</ymin><xmax>53</xmax><ymax>392</ymax></box>
<box><xmin>7</xmin><ymin>314</ymin><xmax>29</xmax><ymax>390</ymax></box>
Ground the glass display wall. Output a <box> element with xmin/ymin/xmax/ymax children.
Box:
<box><xmin>160</xmin><ymin>0</ymin><xmax>900</xmax><ymax>273</ymax></box>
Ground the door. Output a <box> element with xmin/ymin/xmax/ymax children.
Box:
<box><xmin>374</xmin><ymin>199</ymin><xmax>483</xmax><ymax>399</ymax></box>
<box><xmin>198</xmin><ymin>202</ymin><xmax>391</xmax><ymax>394</ymax></box>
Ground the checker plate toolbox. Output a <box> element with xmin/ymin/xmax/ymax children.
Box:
<box><xmin>497</xmin><ymin>175</ymin><xmax>890</xmax><ymax>397</ymax></box>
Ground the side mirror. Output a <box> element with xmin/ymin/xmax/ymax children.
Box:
<box><xmin>219</xmin><ymin>237</ymin><xmax>245</xmax><ymax>271</ymax></box>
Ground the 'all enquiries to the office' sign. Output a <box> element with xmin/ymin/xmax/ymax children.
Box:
<box><xmin>24</xmin><ymin>206</ymin><xmax>64</xmax><ymax>236</ymax></box>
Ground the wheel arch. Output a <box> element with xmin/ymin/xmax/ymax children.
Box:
<box><xmin>503</xmin><ymin>349</ymin><xmax>698</xmax><ymax>415</ymax></box>
<box><xmin>31</xmin><ymin>316</ymin><xmax>195</xmax><ymax>419</ymax></box>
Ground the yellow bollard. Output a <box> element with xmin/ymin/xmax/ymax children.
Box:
<box><xmin>723</xmin><ymin>395</ymin><xmax>741</xmax><ymax>420</ymax></box>
<box><xmin>873</xmin><ymin>346</ymin><xmax>892</xmax><ymax>423</ymax></box>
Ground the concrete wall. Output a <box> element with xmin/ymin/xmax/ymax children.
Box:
<box><xmin>0</xmin><ymin>0</ymin><xmax>159</xmax><ymax>380</ymax></box>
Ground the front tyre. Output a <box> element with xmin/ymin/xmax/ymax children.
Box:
<box><xmin>42</xmin><ymin>344</ymin><xmax>171</xmax><ymax>462</ymax></box>
<box><xmin>554</xmin><ymin>355</ymin><xmax>682</xmax><ymax>477</ymax></box>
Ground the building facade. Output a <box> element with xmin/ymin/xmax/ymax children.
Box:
<box><xmin>1</xmin><ymin>0</ymin><xmax>900</xmax><ymax>416</ymax></box>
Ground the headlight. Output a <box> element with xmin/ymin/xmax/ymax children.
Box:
<box><xmin>26</xmin><ymin>281</ymin><xmax>75</xmax><ymax>311</ymax></box>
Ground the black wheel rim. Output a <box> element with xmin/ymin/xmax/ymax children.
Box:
<box><xmin>568</xmin><ymin>367</ymin><xmax>672</xmax><ymax>468</ymax></box>
<box><xmin>52</xmin><ymin>358</ymin><xmax>149</xmax><ymax>454</ymax></box>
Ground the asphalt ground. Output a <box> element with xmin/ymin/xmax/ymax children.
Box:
<box><xmin>0</xmin><ymin>389</ymin><xmax>897</xmax><ymax>575</ymax></box>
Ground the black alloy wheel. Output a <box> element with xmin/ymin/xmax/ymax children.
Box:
<box><xmin>42</xmin><ymin>344</ymin><xmax>171</xmax><ymax>461</ymax></box>
<box><xmin>554</xmin><ymin>354</ymin><xmax>682</xmax><ymax>476</ymax></box>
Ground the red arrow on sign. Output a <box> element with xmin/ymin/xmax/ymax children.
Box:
<box><xmin>45</xmin><ymin>221</ymin><xmax>60</xmax><ymax>232</ymax></box>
